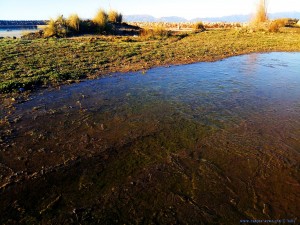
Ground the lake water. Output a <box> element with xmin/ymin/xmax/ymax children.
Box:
<box><xmin>1</xmin><ymin>53</ymin><xmax>300</xmax><ymax>223</ymax></box>
<box><xmin>0</xmin><ymin>28</ymin><xmax>38</xmax><ymax>38</ymax></box>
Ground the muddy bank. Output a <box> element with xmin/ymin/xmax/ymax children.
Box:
<box><xmin>0</xmin><ymin>53</ymin><xmax>300</xmax><ymax>223</ymax></box>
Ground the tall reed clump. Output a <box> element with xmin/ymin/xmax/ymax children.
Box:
<box><xmin>44</xmin><ymin>15</ymin><xmax>68</xmax><ymax>38</ymax></box>
<box><xmin>93</xmin><ymin>9</ymin><xmax>108</xmax><ymax>32</ymax></box>
<box><xmin>67</xmin><ymin>13</ymin><xmax>81</xmax><ymax>32</ymax></box>
<box><xmin>43</xmin><ymin>19</ymin><xmax>56</xmax><ymax>37</ymax></box>
<box><xmin>251</xmin><ymin>0</ymin><xmax>268</xmax><ymax>27</ymax></box>
<box><xmin>194</xmin><ymin>21</ymin><xmax>206</xmax><ymax>32</ymax></box>
<box><xmin>108</xmin><ymin>10</ymin><xmax>123</xmax><ymax>23</ymax></box>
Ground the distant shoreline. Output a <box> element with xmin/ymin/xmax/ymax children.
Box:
<box><xmin>0</xmin><ymin>20</ymin><xmax>45</xmax><ymax>31</ymax></box>
<box><xmin>0</xmin><ymin>20</ymin><xmax>46</xmax><ymax>25</ymax></box>
<box><xmin>0</xmin><ymin>25</ymin><xmax>38</xmax><ymax>30</ymax></box>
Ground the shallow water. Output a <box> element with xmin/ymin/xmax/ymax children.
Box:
<box><xmin>0</xmin><ymin>28</ymin><xmax>38</xmax><ymax>38</ymax></box>
<box><xmin>0</xmin><ymin>53</ymin><xmax>300</xmax><ymax>223</ymax></box>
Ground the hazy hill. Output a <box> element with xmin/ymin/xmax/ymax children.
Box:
<box><xmin>124</xmin><ymin>15</ymin><xmax>188</xmax><ymax>23</ymax></box>
<box><xmin>159</xmin><ymin>17</ymin><xmax>188</xmax><ymax>22</ymax></box>
<box><xmin>191</xmin><ymin>15</ymin><xmax>250</xmax><ymax>23</ymax></box>
<box><xmin>124</xmin><ymin>15</ymin><xmax>157</xmax><ymax>22</ymax></box>
<box><xmin>124</xmin><ymin>12</ymin><xmax>300</xmax><ymax>22</ymax></box>
<box><xmin>270</xmin><ymin>12</ymin><xmax>300</xmax><ymax>19</ymax></box>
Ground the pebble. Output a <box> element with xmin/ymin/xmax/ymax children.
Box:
<box><xmin>19</xmin><ymin>88</ymin><xmax>25</xmax><ymax>92</ymax></box>
<box><xmin>100</xmin><ymin>124</ymin><xmax>104</xmax><ymax>130</ymax></box>
<box><xmin>38</xmin><ymin>148</ymin><xmax>45</xmax><ymax>153</ymax></box>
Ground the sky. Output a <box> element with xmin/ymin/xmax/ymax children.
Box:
<box><xmin>0</xmin><ymin>0</ymin><xmax>300</xmax><ymax>20</ymax></box>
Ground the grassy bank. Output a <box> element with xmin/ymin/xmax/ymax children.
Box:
<box><xmin>1</xmin><ymin>28</ymin><xmax>300</xmax><ymax>94</ymax></box>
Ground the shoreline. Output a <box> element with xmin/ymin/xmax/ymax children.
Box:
<box><xmin>1</xmin><ymin>49</ymin><xmax>300</xmax><ymax>107</ymax></box>
<box><xmin>1</xmin><ymin>29</ymin><xmax>300</xmax><ymax>99</ymax></box>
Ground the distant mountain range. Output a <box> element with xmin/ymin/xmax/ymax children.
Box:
<box><xmin>124</xmin><ymin>12</ymin><xmax>300</xmax><ymax>23</ymax></box>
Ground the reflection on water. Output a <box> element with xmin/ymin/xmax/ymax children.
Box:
<box><xmin>244</xmin><ymin>53</ymin><xmax>258</xmax><ymax>76</ymax></box>
<box><xmin>0</xmin><ymin>53</ymin><xmax>300</xmax><ymax>223</ymax></box>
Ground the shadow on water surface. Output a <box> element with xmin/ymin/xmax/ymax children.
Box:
<box><xmin>0</xmin><ymin>53</ymin><xmax>300</xmax><ymax>224</ymax></box>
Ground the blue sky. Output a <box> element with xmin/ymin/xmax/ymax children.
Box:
<box><xmin>0</xmin><ymin>0</ymin><xmax>300</xmax><ymax>20</ymax></box>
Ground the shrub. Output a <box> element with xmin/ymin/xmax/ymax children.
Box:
<box><xmin>43</xmin><ymin>15</ymin><xmax>68</xmax><ymax>38</ymax></box>
<box><xmin>268</xmin><ymin>19</ymin><xmax>288</xmax><ymax>32</ymax></box>
<box><xmin>116</xmin><ymin>13</ymin><xmax>123</xmax><ymax>23</ymax></box>
<box><xmin>268</xmin><ymin>21</ymin><xmax>280</xmax><ymax>32</ymax></box>
<box><xmin>80</xmin><ymin>20</ymin><xmax>97</xmax><ymax>34</ymax></box>
<box><xmin>67</xmin><ymin>14</ymin><xmax>81</xmax><ymax>32</ymax></box>
<box><xmin>285</xmin><ymin>19</ymin><xmax>298</xmax><ymax>27</ymax></box>
<box><xmin>93</xmin><ymin>9</ymin><xmax>108</xmax><ymax>32</ymax></box>
<box><xmin>194</xmin><ymin>22</ymin><xmax>205</xmax><ymax>31</ymax></box>
<box><xmin>108</xmin><ymin>10</ymin><xmax>123</xmax><ymax>23</ymax></box>
<box><xmin>141</xmin><ymin>26</ymin><xmax>171</xmax><ymax>39</ymax></box>
<box><xmin>153</xmin><ymin>26</ymin><xmax>170</xmax><ymax>37</ymax></box>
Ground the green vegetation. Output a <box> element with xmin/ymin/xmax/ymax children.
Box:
<box><xmin>1</xmin><ymin>29</ymin><xmax>300</xmax><ymax>94</ymax></box>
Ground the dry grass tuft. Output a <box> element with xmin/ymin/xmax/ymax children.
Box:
<box><xmin>67</xmin><ymin>14</ymin><xmax>81</xmax><ymax>32</ymax></box>
<box><xmin>194</xmin><ymin>22</ymin><xmax>205</xmax><ymax>32</ymax></box>
<box><xmin>43</xmin><ymin>16</ymin><xmax>68</xmax><ymax>38</ymax></box>
<box><xmin>43</xmin><ymin>19</ymin><xmax>57</xmax><ymax>38</ymax></box>
<box><xmin>140</xmin><ymin>26</ymin><xmax>171</xmax><ymax>39</ymax></box>
<box><xmin>93</xmin><ymin>9</ymin><xmax>108</xmax><ymax>31</ymax></box>
<box><xmin>108</xmin><ymin>10</ymin><xmax>123</xmax><ymax>23</ymax></box>
<box><xmin>251</xmin><ymin>0</ymin><xmax>268</xmax><ymax>26</ymax></box>
<box><xmin>268</xmin><ymin>18</ymin><xmax>289</xmax><ymax>32</ymax></box>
